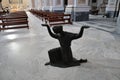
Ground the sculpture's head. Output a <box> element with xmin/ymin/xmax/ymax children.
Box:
<box><xmin>52</xmin><ymin>26</ymin><xmax>63</xmax><ymax>34</ymax></box>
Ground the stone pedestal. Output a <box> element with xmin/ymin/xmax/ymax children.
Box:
<box><xmin>106</xmin><ymin>0</ymin><xmax>118</xmax><ymax>18</ymax></box>
<box><xmin>41</xmin><ymin>0</ymin><xmax>64</xmax><ymax>12</ymax></box>
<box><xmin>41</xmin><ymin>0</ymin><xmax>50</xmax><ymax>11</ymax></box>
<box><xmin>50</xmin><ymin>0</ymin><xmax>64</xmax><ymax>12</ymax></box>
<box><xmin>65</xmin><ymin>0</ymin><xmax>90</xmax><ymax>21</ymax></box>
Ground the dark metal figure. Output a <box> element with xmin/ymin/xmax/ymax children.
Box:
<box><xmin>42</xmin><ymin>24</ymin><xmax>89</xmax><ymax>67</ymax></box>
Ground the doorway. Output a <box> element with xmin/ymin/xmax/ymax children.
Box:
<box><xmin>64</xmin><ymin>0</ymin><xmax>68</xmax><ymax>12</ymax></box>
<box><xmin>92</xmin><ymin>0</ymin><xmax>97</xmax><ymax>3</ymax></box>
<box><xmin>64</xmin><ymin>0</ymin><xmax>68</xmax><ymax>6</ymax></box>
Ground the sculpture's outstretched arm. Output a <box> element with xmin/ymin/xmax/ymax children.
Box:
<box><xmin>72</xmin><ymin>25</ymin><xmax>89</xmax><ymax>40</ymax></box>
<box><xmin>41</xmin><ymin>24</ymin><xmax>58</xmax><ymax>39</ymax></box>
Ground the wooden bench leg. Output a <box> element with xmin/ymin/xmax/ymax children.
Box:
<box><xmin>0</xmin><ymin>26</ymin><xmax>1</xmax><ymax>31</ymax></box>
<box><xmin>27</xmin><ymin>23</ymin><xmax>29</xmax><ymax>29</ymax></box>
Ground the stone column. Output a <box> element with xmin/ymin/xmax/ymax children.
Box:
<box><xmin>0</xmin><ymin>0</ymin><xmax>3</xmax><ymax>12</ymax></box>
<box><xmin>106</xmin><ymin>0</ymin><xmax>118</xmax><ymax>18</ymax></box>
<box><xmin>35</xmin><ymin>0</ymin><xmax>39</xmax><ymax>9</ymax></box>
<box><xmin>65</xmin><ymin>0</ymin><xmax>90</xmax><ymax>21</ymax></box>
<box><xmin>50</xmin><ymin>0</ymin><xmax>64</xmax><ymax>12</ymax></box>
<box><xmin>116</xmin><ymin>12</ymin><xmax>120</xmax><ymax>34</ymax></box>
<box><xmin>37</xmin><ymin>0</ymin><xmax>42</xmax><ymax>10</ymax></box>
<box><xmin>98</xmin><ymin>0</ymin><xmax>107</xmax><ymax>15</ymax></box>
<box><xmin>41</xmin><ymin>0</ymin><xmax>50</xmax><ymax>11</ymax></box>
<box><xmin>40</xmin><ymin>0</ymin><xmax>64</xmax><ymax>12</ymax></box>
<box><xmin>28</xmin><ymin>0</ymin><xmax>32</xmax><ymax>9</ymax></box>
<box><xmin>31</xmin><ymin>0</ymin><xmax>35</xmax><ymax>9</ymax></box>
<box><xmin>28</xmin><ymin>0</ymin><xmax>39</xmax><ymax>9</ymax></box>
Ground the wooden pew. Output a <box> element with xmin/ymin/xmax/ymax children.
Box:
<box><xmin>29</xmin><ymin>9</ymin><xmax>72</xmax><ymax>26</ymax></box>
<box><xmin>45</xmin><ymin>12</ymin><xmax>72</xmax><ymax>26</ymax></box>
<box><xmin>0</xmin><ymin>11</ymin><xmax>29</xmax><ymax>30</ymax></box>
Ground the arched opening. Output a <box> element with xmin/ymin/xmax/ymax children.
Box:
<box><xmin>64</xmin><ymin>0</ymin><xmax>68</xmax><ymax>6</ymax></box>
<box><xmin>92</xmin><ymin>0</ymin><xmax>97</xmax><ymax>3</ymax></box>
<box><xmin>64</xmin><ymin>0</ymin><xmax>68</xmax><ymax>12</ymax></box>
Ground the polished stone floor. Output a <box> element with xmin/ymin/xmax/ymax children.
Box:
<box><xmin>0</xmin><ymin>12</ymin><xmax>120</xmax><ymax>80</ymax></box>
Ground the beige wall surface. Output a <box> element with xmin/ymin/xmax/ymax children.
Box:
<box><xmin>2</xmin><ymin>0</ymin><xmax>10</xmax><ymax>8</ymax></box>
<box><xmin>1</xmin><ymin>0</ymin><xmax>29</xmax><ymax>12</ymax></box>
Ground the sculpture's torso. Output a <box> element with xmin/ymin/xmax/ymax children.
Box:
<box><xmin>58</xmin><ymin>32</ymin><xmax>74</xmax><ymax>48</ymax></box>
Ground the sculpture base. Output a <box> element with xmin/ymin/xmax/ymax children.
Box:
<box><xmin>46</xmin><ymin>48</ymin><xmax>88</xmax><ymax>68</ymax></box>
<box><xmin>45</xmin><ymin>59</ymin><xmax>87</xmax><ymax>68</ymax></box>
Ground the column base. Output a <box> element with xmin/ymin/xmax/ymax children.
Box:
<box><xmin>106</xmin><ymin>11</ymin><xmax>119</xmax><ymax>18</ymax></box>
<box><xmin>74</xmin><ymin>12</ymin><xmax>89</xmax><ymax>21</ymax></box>
<box><xmin>52</xmin><ymin>10</ymin><xmax>64</xmax><ymax>13</ymax></box>
<box><xmin>65</xmin><ymin>6</ymin><xmax>90</xmax><ymax>21</ymax></box>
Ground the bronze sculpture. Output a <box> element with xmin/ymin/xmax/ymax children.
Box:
<box><xmin>42</xmin><ymin>24</ymin><xmax>89</xmax><ymax>67</ymax></box>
